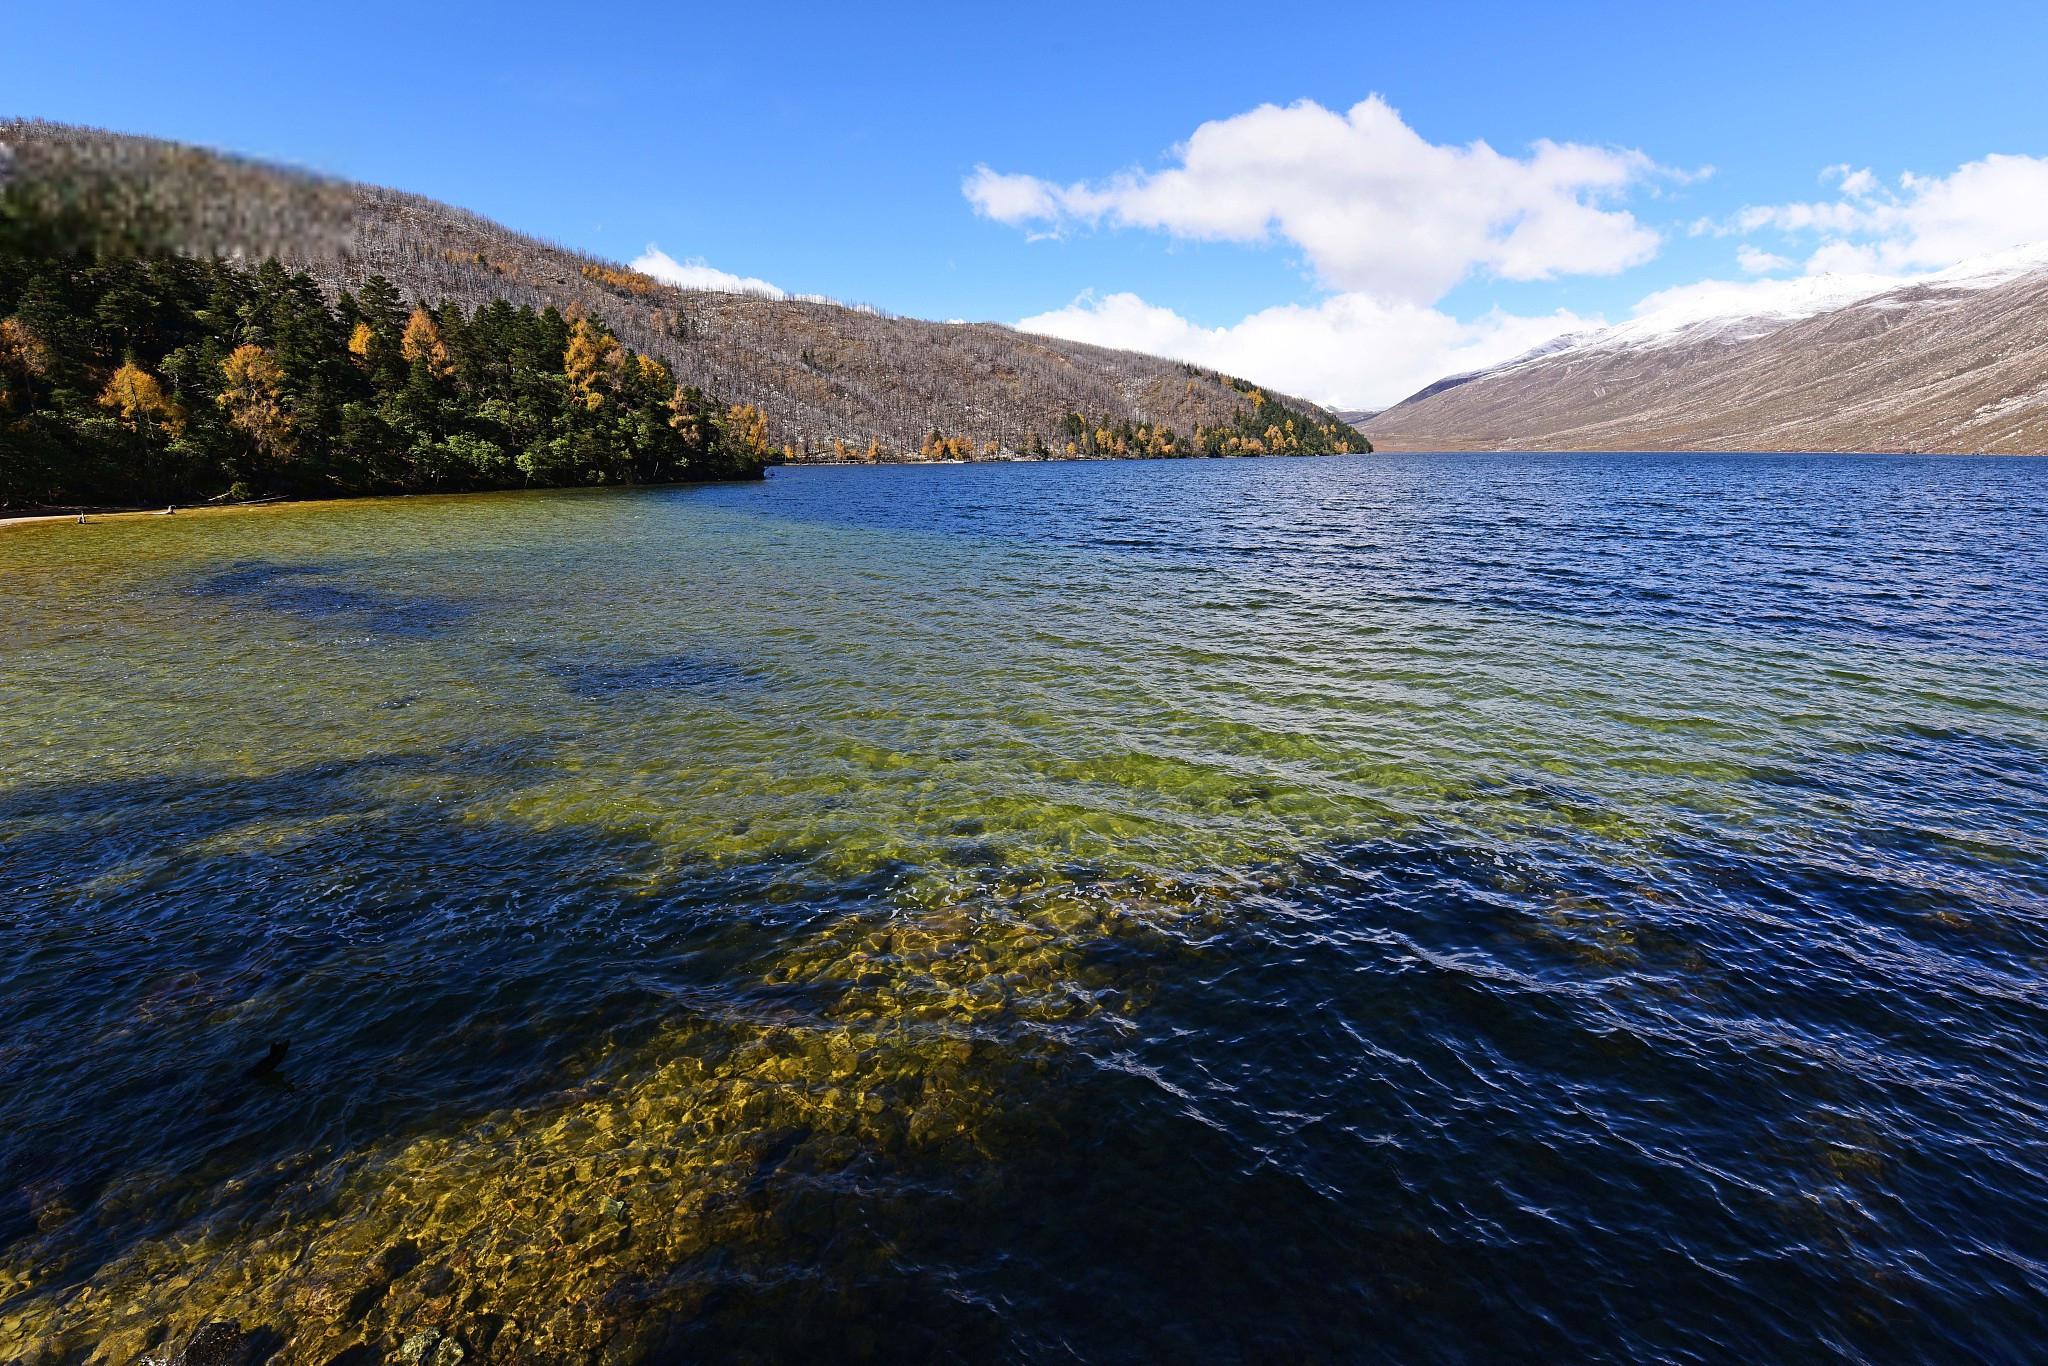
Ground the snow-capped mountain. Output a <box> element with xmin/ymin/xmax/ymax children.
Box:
<box><xmin>1363</xmin><ymin>242</ymin><xmax>2048</xmax><ymax>454</ymax></box>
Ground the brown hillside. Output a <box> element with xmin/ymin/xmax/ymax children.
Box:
<box><xmin>1</xmin><ymin>119</ymin><xmax>1351</xmax><ymax>461</ymax></box>
<box><xmin>1363</xmin><ymin>265</ymin><xmax>2048</xmax><ymax>455</ymax></box>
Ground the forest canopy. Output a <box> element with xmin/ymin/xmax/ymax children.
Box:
<box><xmin>0</xmin><ymin>181</ymin><xmax>767</xmax><ymax>510</ymax></box>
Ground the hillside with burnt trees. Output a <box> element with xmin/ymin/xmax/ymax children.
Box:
<box><xmin>0</xmin><ymin>120</ymin><xmax>1365</xmax><ymax>479</ymax></box>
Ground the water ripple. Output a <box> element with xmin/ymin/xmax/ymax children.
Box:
<box><xmin>0</xmin><ymin>454</ymin><xmax>2044</xmax><ymax>1361</ymax></box>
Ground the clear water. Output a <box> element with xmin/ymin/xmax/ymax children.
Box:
<box><xmin>2</xmin><ymin>453</ymin><xmax>2045</xmax><ymax>1362</ymax></box>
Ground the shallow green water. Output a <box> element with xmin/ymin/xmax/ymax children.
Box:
<box><xmin>3</xmin><ymin>454</ymin><xmax>2046</xmax><ymax>1362</ymax></box>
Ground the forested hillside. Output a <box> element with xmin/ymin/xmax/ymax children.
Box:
<box><xmin>0</xmin><ymin>179</ymin><xmax>768</xmax><ymax>508</ymax></box>
<box><xmin>0</xmin><ymin>120</ymin><xmax>1364</xmax><ymax>483</ymax></box>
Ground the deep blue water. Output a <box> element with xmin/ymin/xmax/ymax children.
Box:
<box><xmin>1</xmin><ymin>452</ymin><xmax>2045</xmax><ymax>1362</ymax></box>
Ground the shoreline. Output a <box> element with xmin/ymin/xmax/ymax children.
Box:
<box><xmin>0</xmin><ymin>499</ymin><xmax>292</xmax><ymax>531</ymax></box>
<box><xmin>0</xmin><ymin>456</ymin><xmax>1297</xmax><ymax>528</ymax></box>
<box><xmin>10</xmin><ymin>447</ymin><xmax>2007</xmax><ymax>531</ymax></box>
<box><xmin>0</xmin><ymin>478</ymin><xmax>756</xmax><ymax>533</ymax></box>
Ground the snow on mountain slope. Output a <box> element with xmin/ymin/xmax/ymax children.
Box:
<box><xmin>1362</xmin><ymin>241</ymin><xmax>2048</xmax><ymax>454</ymax></box>
<box><xmin>1589</xmin><ymin>273</ymin><xmax>1903</xmax><ymax>349</ymax></box>
<box><xmin>1485</xmin><ymin>240</ymin><xmax>2048</xmax><ymax>372</ymax></box>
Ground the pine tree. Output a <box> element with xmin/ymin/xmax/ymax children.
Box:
<box><xmin>355</xmin><ymin>275</ymin><xmax>406</xmax><ymax>337</ymax></box>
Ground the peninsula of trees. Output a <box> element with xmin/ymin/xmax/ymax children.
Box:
<box><xmin>0</xmin><ymin>181</ymin><xmax>769</xmax><ymax>508</ymax></box>
<box><xmin>0</xmin><ymin>120</ymin><xmax>1368</xmax><ymax>511</ymax></box>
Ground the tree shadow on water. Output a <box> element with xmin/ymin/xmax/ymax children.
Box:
<box><xmin>183</xmin><ymin>561</ymin><xmax>475</xmax><ymax>638</ymax></box>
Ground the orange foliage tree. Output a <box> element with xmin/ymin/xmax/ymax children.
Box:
<box><xmin>564</xmin><ymin>318</ymin><xmax>623</xmax><ymax>410</ymax></box>
<box><xmin>400</xmin><ymin>308</ymin><xmax>454</xmax><ymax>379</ymax></box>
<box><xmin>216</xmin><ymin>344</ymin><xmax>296</xmax><ymax>461</ymax></box>
<box><xmin>723</xmin><ymin>403</ymin><xmax>770</xmax><ymax>460</ymax></box>
<box><xmin>97</xmin><ymin>361</ymin><xmax>183</xmax><ymax>435</ymax></box>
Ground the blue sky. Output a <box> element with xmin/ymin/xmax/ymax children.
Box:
<box><xmin>10</xmin><ymin>0</ymin><xmax>2048</xmax><ymax>406</ymax></box>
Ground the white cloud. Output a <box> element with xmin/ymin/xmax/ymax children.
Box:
<box><xmin>1736</xmin><ymin>244</ymin><xmax>1793</xmax><ymax>274</ymax></box>
<box><xmin>959</xmin><ymin>169</ymin><xmax>1064</xmax><ymax>227</ymax></box>
<box><xmin>1016</xmin><ymin>290</ymin><xmax>1597</xmax><ymax>410</ymax></box>
<box><xmin>967</xmin><ymin>96</ymin><xmax>1670</xmax><ymax>304</ymax></box>
<box><xmin>630</xmin><ymin>246</ymin><xmax>786</xmax><ymax>299</ymax></box>
<box><xmin>985</xmin><ymin>135</ymin><xmax>2048</xmax><ymax>411</ymax></box>
<box><xmin>1731</xmin><ymin>153</ymin><xmax>2048</xmax><ymax>274</ymax></box>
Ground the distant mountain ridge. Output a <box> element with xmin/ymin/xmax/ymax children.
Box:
<box><xmin>1365</xmin><ymin>244</ymin><xmax>2048</xmax><ymax>454</ymax></box>
<box><xmin>1</xmin><ymin>119</ymin><xmax>1360</xmax><ymax>462</ymax></box>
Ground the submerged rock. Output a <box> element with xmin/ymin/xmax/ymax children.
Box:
<box><xmin>245</xmin><ymin>1040</ymin><xmax>290</xmax><ymax>1080</ymax></box>
<box><xmin>141</xmin><ymin>1319</ymin><xmax>277</xmax><ymax>1366</ymax></box>
<box><xmin>389</xmin><ymin>1327</ymin><xmax>466</xmax><ymax>1366</ymax></box>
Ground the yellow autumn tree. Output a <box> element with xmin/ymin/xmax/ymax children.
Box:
<box><xmin>400</xmin><ymin>308</ymin><xmax>453</xmax><ymax>379</ymax></box>
<box><xmin>862</xmin><ymin>439</ymin><xmax>881</xmax><ymax>463</ymax></box>
<box><xmin>579</xmin><ymin>263</ymin><xmax>659</xmax><ymax>296</ymax></box>
<box><xmin>0</xmin><ymin>317</ymin><xmax>50</xmax><ymax>377</ymax></box>
<box><xmin>348</xmin><ymin>321</ymin><xmax>376</xmax><ymax>364</ymax></box>
<box><xmin>916</xmin><ymin>430</ymin><xmax>975</xmax><ymax>461</ymax></box>
<box><xmin>666</xmin><ymin>386</ymin><xmax>702</xmax><ymax>445</ymax></box>
<box><xmin>217</xmin><ymin>344</ymin><xmax>295</xmax><ymax>461</ymax></box>
<box><xmin>724</xmin><ymin>403</ymin><xmax>770</xmax><ymax>459</ymax></box>
<box><xmin>564</xmin><ymin>318</ymin><xmax>621</xmax><ymax>410</ymax></box>
<box><xmin>0</xmin><ymin>317</ymin><xmax>50</xmax><ymax>409</ymax></box>
<box><xmin>97</xmin><ymin>361</ymin><xmax>183</xmax><ymax>434</ymax></box>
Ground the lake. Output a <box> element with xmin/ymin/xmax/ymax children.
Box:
<box><xmin>2</xmin><ymin>452</ymin><xmax>2045</xmax><ymax>1362</ymax></box>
